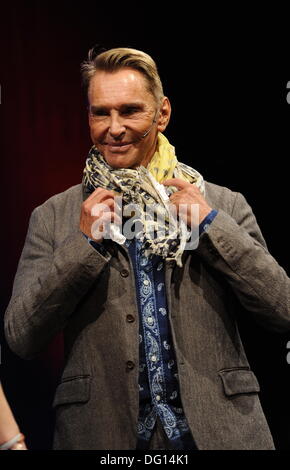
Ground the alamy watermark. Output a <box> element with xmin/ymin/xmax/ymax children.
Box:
<box><xmin>286</xmin><ymin>341</ymin><xmax>290</xmax><ymax>364</ymax></box>
<box><xmin>286</xmin><ymin>82</ymin><xmax>290</xmax><ymax>104</ymax></box>
<box><xmin>90</xmin><ymin>196</ymin><xmax>200</xmax><ymax>251</ymax></box>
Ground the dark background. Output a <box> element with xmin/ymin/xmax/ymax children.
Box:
<box><xmin>1</xmin><ymin>1</ymin><xmax>290</xmax><ymax>449</ymax></box>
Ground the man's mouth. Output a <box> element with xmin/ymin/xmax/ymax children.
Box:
<box><xmin>105</xmin><ymin>142</ymin><xmax>133</xmax><ymax>152</ymax></box>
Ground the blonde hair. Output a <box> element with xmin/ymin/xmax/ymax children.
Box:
<box><xmin>81</xmin><ymin>47</ymin><xmax>164</xmax><ymax>103</ymax></box>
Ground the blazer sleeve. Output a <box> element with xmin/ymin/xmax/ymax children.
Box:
<box><xmin>4</xmin><ymin>205</ymin><xmax>111</xmax><ymax>359</ymax></box>
<box><xmin>196</xmin><ymin>191</ymin><xmax>290</xmax><ymax>332</ymax></box>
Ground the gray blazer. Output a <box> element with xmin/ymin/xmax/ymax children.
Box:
<box><xmin>5</xmin><ymin>181</ymin><xmax>290</xmax><ymax>450</ymax></box>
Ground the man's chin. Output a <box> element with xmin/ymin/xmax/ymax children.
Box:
<box><xmin>103</xmin><ymin>153</ymin><xmax>138</xmax><ymax>170</ymax></box>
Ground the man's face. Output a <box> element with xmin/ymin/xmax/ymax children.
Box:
<box><xmin>87</xmin><ymin>68</ymin><xmax>168</xmax><ymax>169</ymax></box>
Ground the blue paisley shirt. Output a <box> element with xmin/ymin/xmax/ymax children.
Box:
<box><xmin>127</xmin><ymin>210</ymin><xmax>217</xmax><ymax>449</ymax></box>
<box><xmin>128</xmin><ymin>238</ymin><xmax>194</xmax><ymax>449</ymax></box>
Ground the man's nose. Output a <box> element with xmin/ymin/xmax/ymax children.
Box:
<box><xmin>109</xmin><ymin>112</ymin><xmax>126</xmax><ymax>138</ymax></box>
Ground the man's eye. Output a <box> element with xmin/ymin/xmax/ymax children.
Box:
<box><xmin>92</xmin><ymin>110</ymin><xmax>108</xmax><ymax>117</ymax></box>
<box><xmin>122</xmin><ymin>107</ymin><xmax>139</xmax><ymax>115</ymax></box>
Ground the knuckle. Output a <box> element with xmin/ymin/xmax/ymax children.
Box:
<box><xmin>82</xmin><ymin>203</ymin><xmax>90</xmax><ymax>216</ymax></box>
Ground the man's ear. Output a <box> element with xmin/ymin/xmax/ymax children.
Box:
<box><xmin>157</xmin><ymin>97</ymin><xmax>171</xmax><ymax>133</ymax></box>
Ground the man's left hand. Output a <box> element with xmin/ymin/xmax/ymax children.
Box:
<box><xmin>163</xmin><ymin>178</ymin><xmax>212</xmax><ymax>226</ymax></box>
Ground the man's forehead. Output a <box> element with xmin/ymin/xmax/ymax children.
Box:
<box><xmin>89</xmin><ymin>101</ymin><xmax>145</xmax><ymax>112</ymax></box>
<box><xmin>90</xmin><ymin>67</ymin><xmax>146</xmax><ymax>85</ymax></box>
<box><xmin>88</xmin><ymin>68</ymin><xmax>153</xmax><ymax>102</ymax></box>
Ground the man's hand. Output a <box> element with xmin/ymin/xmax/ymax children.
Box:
<box><xmin>163</xmin><ymin>178</ymin><xmax>212</xmax><ymax>227</ymax></box>
<box><xmin>80</xmin><ymin>188</ymin><xmax>121</xmax><ymax>242</ymax></box>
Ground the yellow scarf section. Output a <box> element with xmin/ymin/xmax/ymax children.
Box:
<box><xmin>147</xmin><ymin>132</ymin><xmax>194</xmax><ymax>184</ymax></box>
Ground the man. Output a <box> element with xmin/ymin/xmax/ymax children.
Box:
<box><xmin>4</xmin><ymin>47</ymin><xmax>290</xmax><ymax>450</ymax></box>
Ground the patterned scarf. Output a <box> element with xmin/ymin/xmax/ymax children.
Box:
<box><xmin>83</xmin><ymin>133</ymin><xmax>204</xmax><ymax>266</ymax></box>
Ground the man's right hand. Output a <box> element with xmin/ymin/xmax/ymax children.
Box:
<box><xmin>80</xmin><ymin>188</ymin><xmax>121</xmax><ymax>243</ymax></box>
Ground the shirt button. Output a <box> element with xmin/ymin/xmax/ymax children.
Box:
<box><xmin>120</xmin><ymin>269</ymin><xmax>129</xmax><ymax>277</ymax></box>
<box><xmin>143</xmin><ymin>279</ymin><xmax>149</xmax><ymax>286</ymax></box>
<box><xmin>151</xmin><ymin>355</ymin><xmax>157</xmax><ymax>362</ymax></box>
<box><xmin>126</xmin><ymin>314</ymin><xmax>135</xmax><ymax>323</ymax></box>
<box><xmin>147</xmin><ymin>317</ymin><xmax>153</xmax><ymax>325</ymax></box>
<box><xmin>126</xmin><ymin>361</ymin><xmax>135</xmax><ymax>371</ymax></box>
<box><xmin>156</xmin><ymin>395</ymin><xmax>161</xmax><ymax>401</ymax></box>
